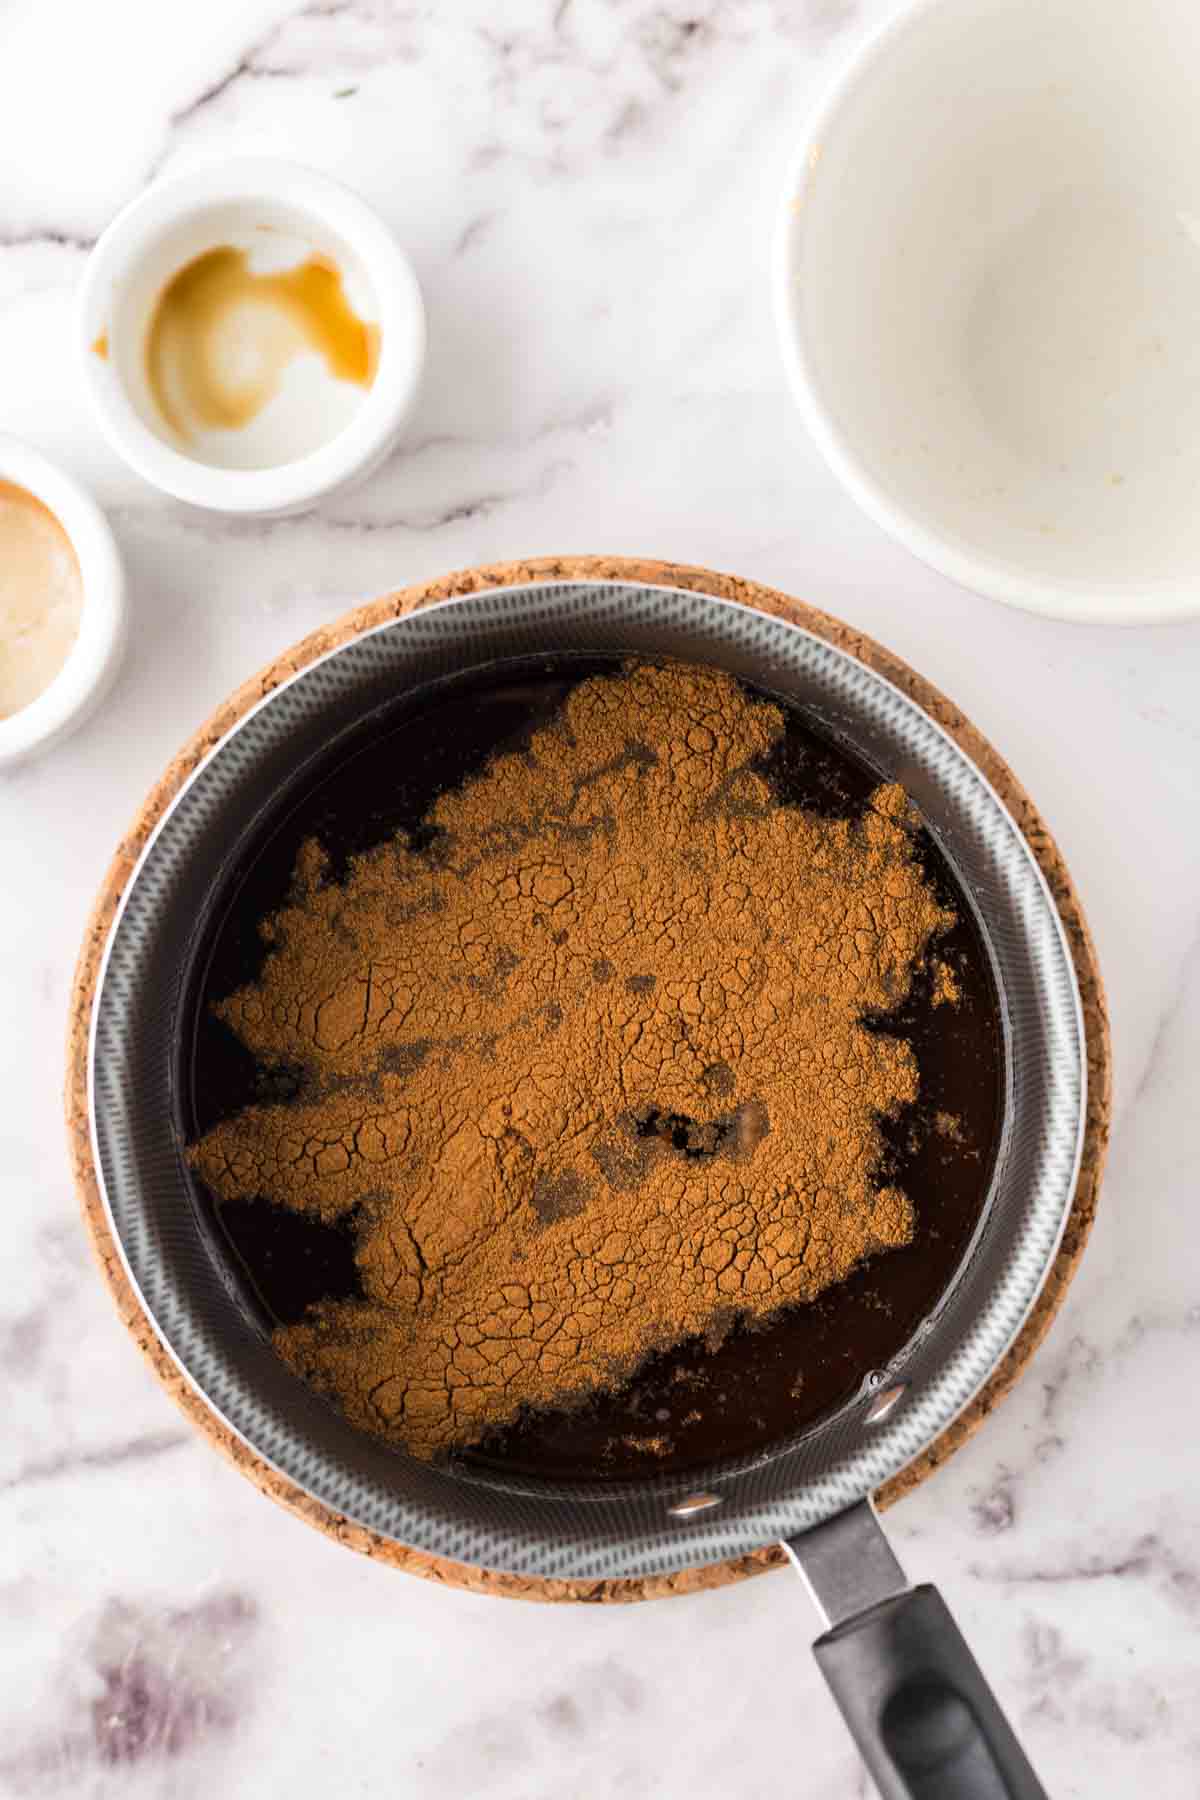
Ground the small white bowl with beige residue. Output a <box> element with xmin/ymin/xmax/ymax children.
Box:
<box><xmin>0</xmin><ymin>438</ymin><xmax>126</xmax><ymax>769</ymax></box>
<box><xmin>80</xmin><ymin>159</ymin><xmax>425</xmax><ymax>515</ymax></box>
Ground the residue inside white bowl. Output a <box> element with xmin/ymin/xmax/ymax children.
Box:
<box><xmin>133</xmin><ymin>232</ymin><xmax>380</xmax><ymax>471</ymax></box>
<box><xmin>0</xmin><ymin>480</ymin><xmax>82</xmax><ymax>720</ymax></box>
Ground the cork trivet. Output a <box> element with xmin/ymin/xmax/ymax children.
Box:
<box><xmin>65</xmin><ymin>557</ymin><xmax>1110</xmax><ymax>1604</ymax></box>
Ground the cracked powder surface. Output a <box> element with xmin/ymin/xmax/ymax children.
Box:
<box><xmin>189</xmin><ymin>661</ymin><xmax>953</xmax><ymax>1459</ymax></box>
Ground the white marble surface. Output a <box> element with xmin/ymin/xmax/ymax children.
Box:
<box><xmin>2</xmin><ymin>1</ymin><xmax>1199</xmax><ymax>1794</ymax></box>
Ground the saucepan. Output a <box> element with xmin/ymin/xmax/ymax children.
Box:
<box><xmin>86</xmin><ymin>578</ymin><xmax>1086</xmax><ymax>1798</ymax></box>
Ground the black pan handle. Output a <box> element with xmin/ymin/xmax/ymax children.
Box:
<box><xmin>783</xmin><ymin>1502</ymin><xmax>1047</xmax><ymax>1800</ymax></box>
<box><xmin>814</xmin><ymin>1585</ymin><xmax>1046</xmax><ymax>1800</ymax></box>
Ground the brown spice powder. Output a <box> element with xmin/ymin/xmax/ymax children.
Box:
<box><xmin>931</xmin><ymin>959</ymin><xmax>962</xmax><ymax>1007</ymax></box>
<box><xmin>190</xmin><ymin>661</ymin><xmax>953</xmax><ymax>1459</ymax></box>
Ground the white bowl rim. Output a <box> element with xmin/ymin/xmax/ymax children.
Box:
<box><xmin>78</xmin><ymin>156</ymin><xmax>426</xmax><ymax>516</ymax></box>
<box><xmin>772</xmin><ymin>0</ymin><xmax>1200</xmax><ymax>628</ymax></box>
<box><xmin>0</xmin><ymin>437</ymin><xmax>126</xmax><ymax>766</ymax></box>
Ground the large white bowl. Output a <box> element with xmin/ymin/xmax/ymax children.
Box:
<box><xmin>775</xmin><ymin>0</ymin><xmax>1200</xmax><ymax>624</ymax></box>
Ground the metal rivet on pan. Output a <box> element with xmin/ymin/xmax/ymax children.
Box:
<box><xmin>864</xmin><ymin>1382</ymin><xmax>907</xmax><ymax>1425</ymax></box>
<box><xmin>668</xmin><ymin>1492</ymin><xmax>724</xmax><ymax>1518</ymax></box>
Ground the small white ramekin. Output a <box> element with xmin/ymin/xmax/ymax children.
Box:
<box><xmin>0</xmin><ymin>438</ymin><xmax>126</xmax><ymax>768</ymax></box>
<box><xmin>79</xmin><ymin>158</ymin><xmax>426</xmax><ymax>516</ymax></box>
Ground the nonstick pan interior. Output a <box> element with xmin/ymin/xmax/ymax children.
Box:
<box><xmin>180</xmin><ymin>652</ymin><xmax>1005</xmax><ymax>1484</ymax></box>
<box><xmin>89</xmin><ymin>581</ymin><xmax>1085</xmax><ymax>1580</ymax></box>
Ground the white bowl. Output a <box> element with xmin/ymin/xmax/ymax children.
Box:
<box><xmin>0</xmin><ymin>438</ymin><xmax>126</xmax><ymax>768</ymax></box>
<box><xmin>80</xmin><ymin>158</ymin><xmax>426</xmax><ymax>516</ymax></box>
<box><xmin>775</xmin><ymin>0</ymin><xmax>1200</xmax><ymax>624</ymax></box>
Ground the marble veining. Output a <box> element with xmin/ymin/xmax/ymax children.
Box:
<box><xmin>1</xmin><ymin>0</ymin><xmax>1199</xmax><ymax>1794</ymax></box>
<box><xmin>0</xmin><ymin>1591</ymin><xmax>258</xmax><ymax>1792</ymax></box>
